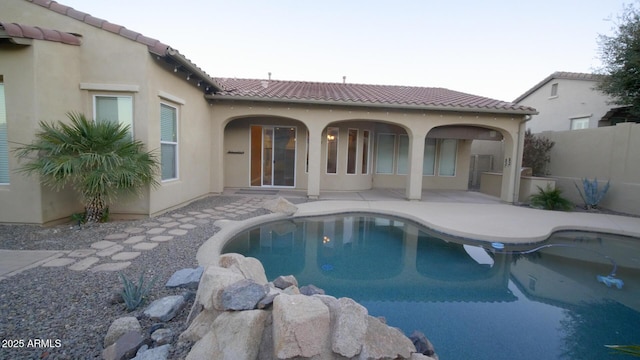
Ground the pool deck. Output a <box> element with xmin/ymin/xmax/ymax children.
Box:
<box><xmin>3</xmin><ymin>189</ymin><xmax>640</xmax><ymax>279</ymax></box>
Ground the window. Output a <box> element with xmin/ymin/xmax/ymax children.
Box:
<box><xmin>361</xmin><ymin>130</ymin><xmax>370</xmax><ymax>174</ymax></box>
<box><xmin>376</xmin><ymin>133</ymin><xmax>395</xmax><ymax>174</ymax></box>
<box><xmin>438</xmin><ymin>139</ymin><xmax>457</xmax><ymax>176</ymax></box>
<box><xmin>347</xmin><ymin>129</ymin><xmax>358</xmax><ymax>174</ymax></box>
<box><xmin>94</xmin><ymin>95</ymin><xmax>133</xmax><ymax>136</ymax></box>
<box><xmin>160</xmin><ymin>103</ymin><xmax>178</xmax><ymax>180</ymax></box>
<box><xmin>0</xmin><ymin>79</ymin><xmax>8</xmax><ymax>184</ymax></box>
<box><xmin>326</xmin><ymin>127</ymin><xmax>338</xmax><ymax>174</ymax></box>
<box><xmin>397</xmin><ymin>134</ymin><xmax>409</xmax><ymax>175</ymax></box>
<box><xmin>570</xmin><ymin>117</ymin><xmax>590</xmax><ymax>130</ymax></box>
<box><xmin>550</xmin><ymin>83</ymin><xmax>558</xmax><ymax>97</ymax></box>
<box><xmin>423</xmin><ymin>138</ymin><xmax>436</xmax><ymax>176</ymax></box>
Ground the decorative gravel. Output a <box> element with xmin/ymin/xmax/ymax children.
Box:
<box><xmin>0</xmin><ymin>195</ymin><xmax>282</xmax><ymax>360</ymax></box>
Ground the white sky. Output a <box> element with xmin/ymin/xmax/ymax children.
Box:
<box><xmin>58</xmin><ymin>0</ymin><xmax>627</xmax><ymax>102</ymax></box>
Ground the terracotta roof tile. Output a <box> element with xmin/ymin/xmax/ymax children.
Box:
<box><xmin>83</xmin><ymin>15</ymin><xmax>104</xmax><ymax>28</ymax></box>
<box><xmin>212</xmin><ymin>78</ymin><xmax>536</xmax><ymax>114</ymax></box>
<box><xmin>100</xmin><ymin>21</ymin><xmax>123</xmax><ymax>34</ymax></box>
<box><xmin>0</xmin><ymin>21</ymin><xmax>81</xmax><ymax>45</ymax></box>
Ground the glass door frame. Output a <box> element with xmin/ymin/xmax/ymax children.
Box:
<box><xmin>250</xmin><ymin>125</ymin><xmax>297</xmax><ymax>188</ymax></box>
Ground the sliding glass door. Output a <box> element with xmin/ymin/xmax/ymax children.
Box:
<box><xmin>251</xmin><ymin>125</ymin><xmax>296</xmax><ymax>187</ymax></box>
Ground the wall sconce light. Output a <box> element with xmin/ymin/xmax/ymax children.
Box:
<box><xmin>197</xmin><ymin>81</ymin><xmax>202</xmax><ymax>87</ymax></box>
<box><xmin>186</xmin><ymin>73</ymin><xmax>191</xmax><ymax>80</ymax></box>
<box><xmin>174</xmin><ymin>66</ymin><xmax>178</xmax><ymax>73</ymax></box>
<box><xmin>327</xmin><ymin>135</ymin><xmax>335</xmax><ymax>141</ymax></box>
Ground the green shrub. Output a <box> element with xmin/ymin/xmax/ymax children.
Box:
<box><xmin>119</xmin><ymin>272</ymin><xmax>156</xmax><ymax>311</ymax></box>
<box><xmin>530</xmin><ymin>185</ymin><xmax>573</xmax><ymax>211</ymax></box>
<box><xmin>574</xmin><ymin>178</ymin><xmax>610</xmax><ymax>210</ymax></box>
<box><xmin>522</xmin><ymin>129</ymin><xmax>555</xmax><ymax>176</ymax></box>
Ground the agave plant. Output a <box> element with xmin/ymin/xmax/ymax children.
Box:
<box><xmin>574</xmin><ymin>178</ymin><xmax>610</xmax><ymax>210</ymax></box>
<box><xmin>15</xmin><ymin>112</ymin><xmax>159</xmax><ymax>222</ymax></box>
<box><xmin>119</xmin><ymin>272</ymin><xmax>157</xmax><ymax>311</ymax></box>
<box><xmin>530</xmin><ymin>185</ymin><xmax>573</xmax><ymax>211</ymax></box>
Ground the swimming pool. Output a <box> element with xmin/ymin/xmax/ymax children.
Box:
<box><xmin>221</xmin><ymin>213</ymin><xmax>640</xmax><ymax>360</ymax></box>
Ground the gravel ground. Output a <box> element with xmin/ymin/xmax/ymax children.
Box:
<box><xmin>0</xmin><ymin>195</ymin><xmax>276</xmax><ymax>360</ymax></box>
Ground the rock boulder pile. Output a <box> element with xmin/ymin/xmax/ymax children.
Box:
<box><xmin>180</xmin><ymin>253</ymin><xmax>438</xmax><ymax>360</ymax></box>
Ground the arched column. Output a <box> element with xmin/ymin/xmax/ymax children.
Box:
<box><xmin>211</xmin><ymin>121</ymin><xmax>225</xmax><ymax>194</ymax></box>
<box><xmin>405</xmin><ymin>133</ymin><xmax>426</xmax><ymax>201</ymax></box>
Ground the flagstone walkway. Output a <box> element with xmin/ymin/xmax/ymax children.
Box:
<box><xmin>37</xmin><ymin>196</ymin><xmax>267</xmax><ymax>273</ymax></box>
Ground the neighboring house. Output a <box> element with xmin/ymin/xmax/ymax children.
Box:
<box><xmin>513</xmin><ymin>71</ymin><xmax>614</xmax><ymax>133</ymax></box>
<box><xmin>0</xmin><ymin>0</ymin><xmax>536</xmax><ymax>224</ymax></box>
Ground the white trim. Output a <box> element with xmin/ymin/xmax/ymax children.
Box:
<box><xmin>346</xmin><ymin>128</ymin><xmax>359</xmax><ymax>175</ymax></box>
<box><xmin>93</xmin><ymin>94</ymin><xmax>134</xmax><ymax>138</ymax></box>
<box><xmin>160</xmin><ymin>102</ymin><xmax>179</xmax><ymax>182</ymax></box>
<box><xmin>437</xmin><ymin>139</ymin><xmax>457</xmax><ymax>177</ymax></box>
<box><xmin>251</xmin><ymin>125</ymin><xmax>297</xmax><ymax>188</ymax></box>
<box><xmin>326</xmin><ymin>127</ymin><xmax>339</xmax><ymax>175</ymax></box>
<box><xmin>361</xmin><ymin>130</ymin><xmax>371</xmax><ymax>175</ymax></box>
<box><xmin>80</xmin><ymin>83</ymin><xmax>140</xmax><ymax>92</ymax></box>
<box><xmin>158</xmin><ymin>91</ymin><xmax>186</xmax><ymax>105</ymax></box>
<box><xmin>375</xmin><ymin>133</ymin><xmax>396</xmax><ymax>174</ymax></box>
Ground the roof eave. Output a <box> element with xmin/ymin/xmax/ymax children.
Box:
<box><xmin>206</xmin><ymin>94</ymin><xmax>538</xmax><ymax>116</ymax></box>
<box><xmin>163</xmin><ymin>48</ymin><xmax>223</xmax><ymax>92</ymax></box>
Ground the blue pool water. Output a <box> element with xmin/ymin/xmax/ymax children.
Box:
<box><xmin>221</xmin><ymin>214</ymin><xmax>640</xmax><ymax>360</ymax></box>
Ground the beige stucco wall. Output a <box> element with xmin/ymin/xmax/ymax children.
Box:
<box><xmin>542</xmin><ymin>123</ymin><xmax>640</xmax><ymax>215</ymax></box>
<box><xmin>212</xmin><ymin>100</ymin><xmax>526</xmax><ymax>201</ymax></box>
<box><xmin>518</xmin><ymin>78</ymin><xmax>613</xmax><ymax>133</ymax></box>
<box><xmin>0</xmin><ymin>0</ymin><xmax>216</xmax><ymax>223</ymax></box>
<box><xmin>0</xmin><ymin>40</ymin><xmax>84</xmax><ymax>224</ymax></box>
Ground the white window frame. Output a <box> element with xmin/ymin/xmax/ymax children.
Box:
<box><xmin>437</xmin><ymin>139</ymin><xmax>457</xmax><ymax>177</ymax></box>
<box><xmin>361</xmin><ymin>130</ymin><xmax>371</xmax><ymax>175</ymax></box>
<box><xmin>376</xmin><ymin>133</ymin><xmax>396</xmax><ymax>174</ymax></box>
<box><xmin>570</xmin><ymin>117</ymin><xmax>590</xmax><ymax>130</ymax></box>
<box><xmin>423</xmin><ymin>137</ymin><xmax>436</xmax><ymax>176</ymax></box>
<box><xmin>550</xmin><ymin>83</ymin><xmax>558</xmax><ymax>98</ymax></box>
<box><xmin>160</xmin><ymin>102</ymin><xmax>179</xmax><ymax>182</ymax></box>
<box><xmin>346</xmin><ymin>128</ymin><xmax>359</xmax><ymax>175</ymax></box>
<box><xmin>397</xmin><ymin>134</ymin><xmax>409</xmax><ymax>175</ymax></box>
<box><xmin>326</xmin><ymin>127</ymin><xmax>339</xmax><ymax>175</ymax></box>
<box><xmin>93</xmin><ymin>94</ymin><xmax>134</xmax><ymax>137</ymax></box>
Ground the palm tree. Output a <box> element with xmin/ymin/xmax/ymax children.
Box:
<box><xmin>15</xmin><ymin>112</ymin><xmax>159</xmax><ymax>223</ymax></box>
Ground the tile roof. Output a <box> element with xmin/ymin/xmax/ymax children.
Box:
<box><xmin>513</xmin><ymin>71</ymin><xmax>606</xmax><ymax>103</ymax></box>
<box><xmin>27</xmin><ymin>0</ymin><xmax>168</xmax><ymax>55</ymax></box>
<box><xmin>0</xmin><ymin>21</ymin><xmax>81</xmax><ymax>45</ymax></box>
<box><xmin>211</xmin><ymin>78</ymin><xmax>537</xmax><ymax>114</ymax></box>
<box><xmin>25</xmin><ymin>0</ymin><xmax>222</xmax><ymax>91</ymax></box>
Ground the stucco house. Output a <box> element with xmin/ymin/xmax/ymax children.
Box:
<box><xmin>513</xmin><ymin>71</ymin><xmax>617</xmax><ymax>133</ymax></box>
<box><xmin>0</xmin><ymin>0</ymin><xmax>536</xmax><ymax>225</ymax></box>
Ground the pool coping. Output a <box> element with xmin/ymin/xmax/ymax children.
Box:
<box><xmin>196</xmin><ymin>200</ymin><xmax>640</xmax><ymax>267</ymax></box>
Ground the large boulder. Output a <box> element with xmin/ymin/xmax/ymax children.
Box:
<box><xmin>102</xmin><ymin>331</ymin><xmax>145</xmax><ymax>360</ymax></box>
<box><xmin>322</xmin><ymin>297</ymin><xmax>368</xmax><ymax>358</ymax></box>
<box><xmin>104</xmin><ymin>316</ymin><xmax>142</xmax><ymax>348</ymax></box>
<box><xmin>262</xmin><ymin>196</ymin><xmax>298</xmax><ymax>216</ymax></box>
<box><xmin>165</xmin><ymin>267</ymin><xmax>204</xmax><ymax>289</ymax></box>
<box><xmin>143</xmin><ymin>295</ymin><xmax>186</xmax><ymax>322</ymax></box>
<box><xmin>359</xmin><ymin>316</ymin><xmax>416</xmax><ymax>359</ymax></box>
<box><xmin>273</xmin><ymin>294</ymin><xmax>331</xmax><ymax>358</ymax></box>
<box><xmin>219</xmin><ymin>253</ymin><xmax>268</xmax><ymax>285</ymax></box>
<box><xmin>221</xmin><ymin>279</ymin><xmax>268</xmax><ymax>310</ymax></box>
<box><xmin>272</xmin><ymin>275</ymin><xmax>298</xmax><ymax>289</ymax></box>
<box><xmin>186</xmin><ymin>310</ymin><xmax>268</xmax><ymax>360</ymax></box>
<box><xmin>179</xmin><ymin>308</ymin><xmax>222</xmax><ymax>343</ymax></box>
<box><xmin>195</xmin><ymin>266</ymin><xmax>244</xmax><ymax>310</ymax></box>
